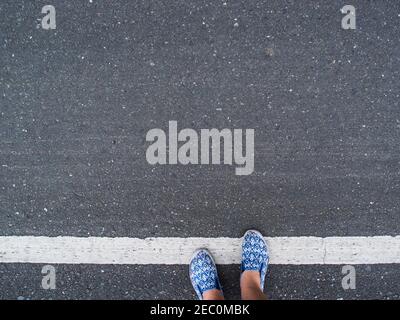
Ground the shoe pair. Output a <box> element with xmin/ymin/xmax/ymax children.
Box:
<box><xmin>189</xmin><ymin>230</ymin><xmax>269</xmax><ymax>300</ymax></box>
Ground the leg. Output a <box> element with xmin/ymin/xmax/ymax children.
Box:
<box><xmin>203</xmin><ymin>289</ymin><xmax>224</xmax><ymax>300</ymax></box>
<box><xmin>240</xmin><ymin>230</ymin><xmax>269</xmax><ymax>300</ymax></box>
<box><xmin>189</xmin><ymin>249</ymin><xmax>224</xmax><ymax>300</ymax></box>
<box><xmin>240</xmin><ymin>270</ymin><xmax>267</xmax><ymax>300</ymax></box>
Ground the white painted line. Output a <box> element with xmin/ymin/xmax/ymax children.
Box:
<box><xmin>0</xmin><ymin>236</ymin><xmax>399</xmax><ymax>265</ymax></box>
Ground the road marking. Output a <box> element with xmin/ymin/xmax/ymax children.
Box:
<box><xmin>0</xmin><ymin>236</ymin><xmax>399</xmax><ymax>265</ymax></box>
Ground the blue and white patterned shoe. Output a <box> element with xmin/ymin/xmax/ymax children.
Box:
<box><xmin>189</xmin><ymin>249</ymin><xmax>223</xmax><ymax>300</ymax></box>
<box><xmin>241</xmin><ymin>230</ymin><xmax>269</xmax><ymax>291</ymax></box>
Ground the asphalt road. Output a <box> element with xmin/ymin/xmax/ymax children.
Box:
<box><xmin>0</xmin><ymin>0</ymin><xmax>399</xmax><ymax>299</ymax></box>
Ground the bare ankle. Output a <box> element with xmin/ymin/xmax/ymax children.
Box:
<box><xmin>203</xmin><ymin>289</ymin><xmax>224</xmax><ymax>300</ymax></box>
<box><xmin>240</xmin><ymin>270</ymin><xmax>261</xmax><ymax>289</ymax></box>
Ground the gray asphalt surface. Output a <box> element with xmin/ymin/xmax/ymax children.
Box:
<box><xmin>0</xmin><ymin>0</ymin><xmax>399</xmax><ymax>299</ymax></box>
<box><xmin>0</xmin><ymin>264</ymin><xmax>399</xmax><ymax>300</ymax></box>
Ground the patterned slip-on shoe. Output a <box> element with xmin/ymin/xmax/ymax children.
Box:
<box><xmin>241</xmin><ymin>230</ymin><xmax>269</xmax><ymax>291</ymax></box>
<box><xmin>189</xmin><ymin>249</ymin><xmax>223</xmax><ymax>300</ymax></box>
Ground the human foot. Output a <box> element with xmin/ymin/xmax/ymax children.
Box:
<box><xmin>240</xmin><ymin>230</ymin><xmax>269</xmax><ymax>291</ymax></box>
<box><xmin>189</xmin><ymin>249</ymin><xmax>223</xmax><ymax>300</ymax></box>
